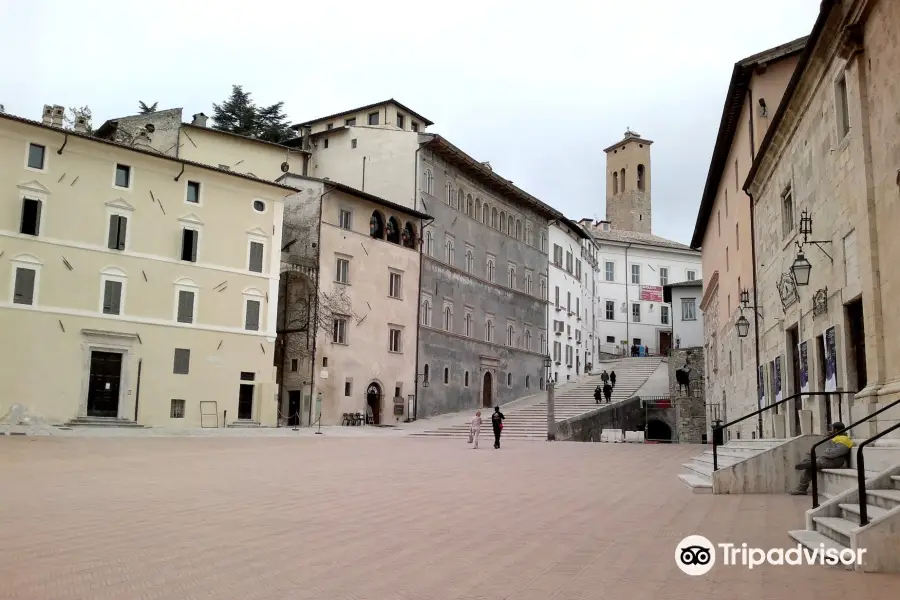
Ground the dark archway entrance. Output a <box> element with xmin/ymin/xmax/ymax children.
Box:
<box><xmin>366</xmin><ymin>382</ymin><xmax>382</xmax><ymax>425</ymax></box>
<box><xmin>482</xmin><ymin>371</ymin><xmax>493</xmax><ymax>408</ymax></box>
<box><xmin>646</xmin><ymin>419</ymin><xmax>673</xmax><ymax>443</ymax></box>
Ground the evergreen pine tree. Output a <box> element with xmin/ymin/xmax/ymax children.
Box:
<box><xmin>211</xmin><ymin>85</ymin><xmax>295</xmax><ymax>143</ymax></box>
<box><xmin>138</xmin><ymin>101</ymin><xmax>158</xmax><ymax>114</ymax></box>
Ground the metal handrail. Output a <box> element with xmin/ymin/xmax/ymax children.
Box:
<box><xmin>811</xmin><ymin>397</ymin><xmax>900</xmax><ymax>508</ymax></box>
<box><xmin>712</xmin><ymin>391</ymin><xmax>852</xmax><ymax>471</ymax></box>
<box><xmin>856</xmin><ymin>420</ymin><xmax>900</xmax><ymax>526</ymax></box>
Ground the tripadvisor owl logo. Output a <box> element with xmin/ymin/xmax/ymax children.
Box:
<box><xmin>675</xmin><ymin>535</ymin><xmax>715</xmax><ymax>576</ymax></box>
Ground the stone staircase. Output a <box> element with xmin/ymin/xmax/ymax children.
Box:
<box><xmin>62</xmin><ymin>416</ymin><xmax>144</xmax><ymax>428</ymax></box>
<box><xmin>678</xmin><ymin>438</ymin><xmax>792</xmax><ymax>494</ymax></box>
<box><xmin>410</xmin><ymin>357</ymin><xmax>663</xmax><ymax>441</ymax></box>
<box><xmin>227</xmin><ymin>419</ymin><xmax>264</xmax><ymax>428</ymax></box>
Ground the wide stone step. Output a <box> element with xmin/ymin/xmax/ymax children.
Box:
<box><xmin>866</xmin><ymin>489</ymin><xmax>900</xmax><ymax>511</ymax></box>
<box><xmin>893</xmin><ymin>475</ymin><xmax>900</xmax><ymax>490</ymax></box>
<box><xmin>812</xmin><ymin>516</ymin><xmax>855</xmax><ymax>547</ymax></box>
<box><xmin>64</xmin><ymin>417</ymin><xmax>144</xmax><ymax>428</ymax></box>
<box><xmin>787</xmin><ymin>530</ymin><xmax>853</xmax><ymax>570</ymax></box>
<box><xmin>819</xmin><ymin>468</ymin><xmax>877</xmax><ymax>497</ymax></box>
<box><xmin>681</xmin><ymin>461</ymin><xmax>713</xmax><ymax>478</ymax></box>
<box><xmin>839</xmin><ymin>502</ymin><xmax>889</xmax><ymax>524</ymax></box>
<box><xmin>677</xmin><ymin>473</ymin><xmax>712</xmax><ymax>494</ymax></box>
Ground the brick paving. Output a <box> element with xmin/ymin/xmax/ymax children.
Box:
<box><xmin>1</xmin><ymin>437</ymin><xmax>899</xmax><ymax>600</ymax></box>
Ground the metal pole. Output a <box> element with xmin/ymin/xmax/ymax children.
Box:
<box><xmin>547</xmin><ymin>380</ymin><xmax>556</xmax><ymax>441</ymax></box>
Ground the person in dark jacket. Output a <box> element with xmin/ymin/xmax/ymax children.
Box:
<box><xmin>593</xmin><ymin>385</ymin><xmax>603</xmax><ymax>404</ymax></box>
<box><xmin>790</xmin><ymin>422</ymin><xmax>853</xmax><ymax>495</ymax></box>
<box><xmin>603</xmin><ymin>382</ymin><xmax>613</xmax><ymax>404</ymax></box>
<box><xmin>600</xmin><ymin>370</ymin><xmax>609</xmax><ymax>385</ymax></box>
<box><xmin>491</xmin><ymin>406</ymin><xmax>505</xmax><ymax>449</ymax></box>
<box><xmin>609</xmin><ymin>371</ymin><xmax>617</xmax><ymax>389</ymax></box>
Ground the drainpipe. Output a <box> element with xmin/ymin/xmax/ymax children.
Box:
<box><xmin>624</xmin><ymin>243</ymin><xmax>632</xmax><ymax>350</ymax></box>
<box><xmin>133</xmin><ymin>359</ymin><xmax>142</xmax><ymax>423</ymax></box>
<box><xmin>361</xmin><ymin>156</ymin><xmax>366</xmax><ymax>191</ymax></box>
<box><xmin>411</xmin><ymin>144</ymin><xmax>424</xmax><ymax>419</ymax></box>
<box><xmin>278</xmin><ymin>273</ymin><xmax>290</xmax><ymax>425</ymax></box>
<box><xmin>747</xmin><ymin>86</ymin><xmax>763</xmax><ymax>439</ymax></box>
<box><xmin>307</xmin><ymin>189</ymin><xmax>329</xmax><ymax>426</ymax></box>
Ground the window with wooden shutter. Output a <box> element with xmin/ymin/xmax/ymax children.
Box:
<box><xmin>245</xmin><ymin>299</ymin><xmax>261</xmax><ymax>331</ymax></box>
<box><xmin>108</xmin><ymin>215</ymin><xmax>127</xmax><ymax>250</ymax></box>
<box><xmin>177</xmin><ymin>290</ymin><xmax>195</xmax><ymax>323</ymax></box>
<box><xmin>181</xmin><ymin>228</ymin><xmax>198</xmax><ymax>262</ymax></box>
<box><xmin>248</xmin><ymin>241</ymin><xmax>264</xmax><ymax>272</ymax></box>
<box><xmin>102</xmin><ymin>280</ymin><xmax>123</xmax><ymax>315</ymax></box>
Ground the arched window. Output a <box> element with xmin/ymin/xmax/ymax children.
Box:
<box><xmin>465</xmin><ymin>250</ymin><xmax>474</xmax><ymax>273</ymax></box>
<box><xmin>446</xmin><ymin>183</ymin><xmax>454</xmax><ymax>206</ymax></box>
<box><xmin>423</xmin><ymin>364</ymin><xmax>429</xmax><ymax>385</ymax></box>
<box><xmin>464</xmin><ymin>371</ymin><xmax>469</xmax><ymax>387</ymax></box>
<box><xmin>540</xmin><ymin>278</ymin><xmax>547</xmax><ymax>299</ymax></box>
<box><xmin>386</xmin><ymin>216</ymin><xmax>401</xmax><ymax>243</ymax></box>
<box><xmin>507</xmin><ymin>372</ymin><xmax>512</xmax><ymax>387</ymax></box>
<box><xmin>443</xmin><ymin>367</ymin><xmax>449</xmax><ymax>384</ymax></box>
<box><xmin>424</xmin><ymin>229</ymin><xmax>434</xmax><ymax>256</ymax></box>
<box><xmin>464</xmin><ymin>313</ymin><xmax>472</xmax><ymax>336</ymax></box>
<box><xmin>508</xmin><ymin>266</ymin><xmax>516</xmax><ymax>289</ymax></box>
<box><xmin>476</xmin><ymin>198</ymin><xmax>482</xmax><ymax>222</ymax></box>
<box><xmin>445</xmin><ymin>238</ymin><xmax>454</xmax><ymax>264</ymax></box>
<box><xmin>525</xmin><ymin>330</ymin><xmax>532</xmax><ymax>351</ymax></box>
<box><xmin>525</xmin><ymin>273</ymin><xmax>533</xmax><ymax>294</ymax></box>
<box><xmin>424</xmin><ymin>169</ymin><xmax>433</xmax><ymax>195</ymax></box>
<box><xmin>467</xmin><ymin>195</ymin><xmax>474</xmax><ymax>217</ymax></box>
<box><xmin>612</xmin><ymin>171</ymin><xmax>618</xmax><ymax>194</ymax></box>
<box><xmin>421</xmin><ymin>299</ymin><xmax>432</xmax><ymax>326</ymax></box>
<box><xmin>515</xmin><ymin>219</ymin><xmax>522</xmax><ymax>240</ymax></box>
<box><xmin>457</xmin><ymin>188</ymin><xmax>465</xmax><ymax>212</ymax></box>
<box><xmin>444</xmin><ymin>306</ymin><xmax>452</xmax><ymax>331</ymax></box>
<box><xmin>525</xmin><ymin>375</ymin><xmax>530</xmax><ymax>389</ymax></box>
<box><xmin>620</xmin><ymin>168</ymin><xmax>625</xmax><ymax>190</ymax></box>
<box><xmin>369</xmin><ymin>211</ymin><xmax>385</xmax><ymax>239</ymax></box>
<box><xmin>507</xmin><ymin>215</ymin><xmax>514</xmax><ymax>235</ymax></box>
<box><xmin>525</xmin><ymin>223</ymin><xmax>532</xmax><ymax>246</ymax></box>
<box><xmin>507</xmin><ymin>325</ymin><xmax>514</xmax><ymax>346</ymax></box>
<box><xmin>637</xmin><ymin>164</ymin><xmax>645</xmax><ymax>190</ymax></box>
<box><xmin>402</xmin><ymin>222</ymin><xmax>417</xmax><ymax>249</ymax></box>
<box><xmin>486</xmin><ymin>259</ymin><xmax>495</xmax><ymax>282</ymax></box>
<box><xmin>491</xmin><ymin>207</ymin><xmax>498</xmax><ymax>229</ymax></box>
<box><xmin>485</xmin><ymin>319</ymin><xmax>494</xmax><ymax>342</ymax></box>
<box><xmin>500</xmin><ymin>211</ymin><xmax>506</xmax><ymax>233</ymax></box>
<box><xmin>540</xmin><ymin>334</ymin><xmax>546</xmax><ymax>354</ymax></box>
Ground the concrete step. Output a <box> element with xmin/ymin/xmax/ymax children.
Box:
<box><xmin>838</xmin><ymin>502</ymin><xmax>889</xmax><ymax>525</ymax></box>
<box><xmin>691</xmin><ymin>453</ymin><xmax>744</xmax><ymax>468</ymax></box>
<box><xmin>819</xmin><ymin>468</ymin><xmax>877</xmax><ymax>497</ymax></box>
<box><xmin>893</xmin><ymin>475</ymin><xmax>900</xmax><ymax>490</ymax></box>
<box><xmin>866</xmin><ymin>489</ymin><xmax>900</xmax><ymax>511</ymax></box>
<box><xmin>64</xmin><ymin>417</ymin><xmax>144</xmax><ymax>428</ymax></box>
<box><xmin>787</xmin><ymin>530</ymin><xmax>854</xmax><ymax>570</ymax></box>
<box><xmin>812</xmin><ymin>516</ymin><xmax>855</xmax><ymax>547</ymax></box>
<box><xmin>682</xmin><ymin>461</ymin><xmax>713</xmax><ymax>478</ymax></box>
<box><xmin>677</xmin><ymin>473</ymin><xmax>712</xmax><ymax>494</ymax></box>
<box><xmin>227</xmin><ymin>420</ymin><xmax>264</xmax><ymax>428</ymax></box>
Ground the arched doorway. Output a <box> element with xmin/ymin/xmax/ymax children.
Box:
<box><xmin>366</xmin><ymin>382</ymin><xmax>382</xmax><ymax>425</ymax></box>
<box><xmin>646</xmin><ymin>419</ymin><xmax>673</xmax><ymax>443</ymax></box>
<box><xmin>482</xmin><ymin>371</ymin><xmax>493</xmax><ymax>408</ymax></box>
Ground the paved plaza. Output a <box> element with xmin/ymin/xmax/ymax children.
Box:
<box><xmin>2</xmin><ymin>435</ymin><xmax>899</xmax><ymax>600</ymax></box>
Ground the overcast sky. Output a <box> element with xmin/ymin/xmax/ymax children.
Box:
<box><xmin>2</xmin><ymin>0</ymin><xmax>820</xmax><ymax>244</ymax></box>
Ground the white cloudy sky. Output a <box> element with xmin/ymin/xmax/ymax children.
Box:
<box><xmin>1</xmin><ymin>0</ymin><xmax>819</xmax><ymax>244</ymax></box>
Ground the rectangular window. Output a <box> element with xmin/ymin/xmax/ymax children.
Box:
<box><xmin>13</xmin><ymin>267</ymin><xmax>36</xmax><ymax>305</ymax></box>
<box><xmin>333</xmin><ymin>317</ymin><xmax>347</xmax><ymax>344</ymax></box>
<box><xmin>335</xmin><ymin>257</ymin><xmax>350</xmax><ymax>284</ymax></box>
<box><xmin>102</xmin><ymin>280</ymin><xmax>123</xmax><ymax>315</ymax></box>
<box><xmin>411</xmin><ymin>122</ymin><xmax>419</xmax><ymax>132</ymax></box>
<box><xmin>389</xmin><ymin>328</ymin><xmax>402</xmax><ymax>352</ymax></box>
<box><xmin>553</xmin><ymin>244</ymin><xmax>563</xmax><ymax>266</ymax></box>
<box><xmin>576</xmin><ymin>297</ymin><xmax>580</xmax><ymax>316</ymax></box>
<box><xmin>181</xmin><ymin>228</ymin><xmax>198</xmax><ymax>262</ymax></box>
<box><xmin>836</xmin><ymin>73</ymin><xmax>850</xmax><ymax>139</ymax></box>
<box><xmin>606</xmin><ymin>335</ymin><xmax>615</xmax><ymax>343</ymax></box>
<box><xmin>326</xmin><ymin>123</ymin><xmax>334</xmax><ymax>130</ymax></box>
<box><xmin>344</xmin><ymin>379</ymin><xmax>352</xmax><ymax>396</ymax></box>
<box><xmin>27</xmin><ymin>143</ymin><xmax>45</xmax><ymax>169</ymax></box>
<box><xmin>555</xmin><ymin>286</ymin><xmax>560</xmax><ymax>307</ymax></box>
<box><xmin>351</xmin><ymin>139</ymin><xmax>358</xmax><ymax>149</ymax></box>
<box><xmin>687</xmin><ymin>270</ymin><xmax>696</xmax><ymax>281</ymax></box>
<box><xmin>659</xmin><ymin>267</ymin><xmax>668</xmax><ymax>286</ymax></box>
<box><xmin>605</xmin><ymin>300</ymin><xmax>614</xmax><ymax>320</ymax></box>
<box><xmin>177</xmin><ymin>290</ymin><xmax>195</xmax><ymax>323</ymax></box>
<box><xmin>115</xmin><ymin>164</ymin><xmax>131</xmax><ymax>188</ymax></box>
<box><xmin>368</xmin><ymin>112</ymin><xmax>379</xmax><ymax>125</ymax></box>
<box><xmin>396</xmin><ymin>114</ymin><xmax>405</xmax><ymax>129</ymax></box>
<box><xmin>170</xmin><ymin>399</ymin><xmax>185</xmax><ymax>418</ymax></box>
<box><xmin>290</xmin><ymin>358</ymin><xmax>298</xmax><ymax>372</ymax></box>
<box><xmin>575</xmin><ymin>260</ymin><xmax>582</xmax><ymax>280</ymax></box>
<box><xmin>323</xmin><ymin>139</ymin><xmax>329</xmax><ymax>149</ymax></box>
<box><xmin>389</xmin><ymin>272</ymin><xmax>402</xmax><ymax>298</ymax></box>
<box><xmin>565</xmin><ymin>251</ymin><xmax>573</xmax><ymax>273</ymax></box>
<box><xmin>339</xmin><ymin>209</ymin><xmax>352</xmax><ymax>230</ymax></box>
<box><xmin>20</xmin><ymin>198</ymin><xmax>42</xmax><ymax>236</ymax></box>
<box><xmin>781</xmin><ymin>186</ymin><xmax>794</xmax><ymax>238</ymax></box>
<box><xmin>186</xmin><ymin>181</ymin><xmax>200</xmax><ymax>204</ymax></box>
<box><xmin>661</xmin><ymin>305</ymin><xmax>670</xmax><ymax>325</ymax></box>
<box><xmin>248</xmin><ymin>241</ymin><xmax>264</xmax><ymax>273</ymax></box>
<box><xmin>567</xmin><ymin>292</ymin><xmax>571</xmax><ymax>312</ymax></box>
<box><xmin>107</xmin><ymin>214</ymin><xmax>127</xmax><ymax>250</ymax></box>
<box><xmin>632</xmin><ymin>303</ymin><xmax>641</xmax><ymax>323</ymax></box>
<box><xmin>682</xmin><ymin>298</ymin><xmax>697</xmax><ymax>321</ymax></box>
<box><xmin>173</xmin><ymin>348</ymin><xmax>191</xmax><ymax>374</ymax></box>
<box><xmin>605</xmin><ymin>261</ymin><xmax>614</xmax><ymax>282</ymax></box>
<box><xmin>631</xmin><ymin>264</ymin><xmax>641</xmax><ymax>285</ymax></box>
<box><xmin>345</xmin><ymin>117</ymin><xmax>356</xmax><ymax>126</ymax></box>
<box><xmin>244</xmin><ymin>299</ymin><xmax>261</xmax><ymax>331</ymax></box>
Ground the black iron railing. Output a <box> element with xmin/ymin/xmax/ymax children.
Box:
<box><xmin>810</xmin><ymin>397</ymin><xmax>900</xmax><ymax>508</ymax></box>
<box><xmin>712</xmin><ymin>391</ymin><xmax>853</xmax><ymax>471</ymax></box>
<box><xmin>855</xmin><ymin>420</ymin><xmax>900</xmax><ymax>525</ymax></box>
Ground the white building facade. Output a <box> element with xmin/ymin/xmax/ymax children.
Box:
<box><xmin>547</xmin><ymin>219</ymin><xmax>600</xmax><ymax>382</ymax></box>
<box><xmin>664</xmin><ymin>280</ymin><xmax>705</xmax><ymax>349</ymax></box>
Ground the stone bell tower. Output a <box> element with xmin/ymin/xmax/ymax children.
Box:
<box><xmin>604</xmin><ymin>129</ymin><xmax>653</xmax><ymax>234</ymax></box>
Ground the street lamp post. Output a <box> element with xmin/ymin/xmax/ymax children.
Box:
<box><xmin>544</xmin><ymin>355</ymin><xmax>556</xmax><ymax>441</ymax></box>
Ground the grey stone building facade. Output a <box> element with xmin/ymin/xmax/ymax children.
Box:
<box><xmin>669</xmin><ymin>346</ymin><xmax>708</xmax><ymax>443</ymax></box>
<box><xmin>414</xmin><ymin>135</ymin><xmax>560</xmax><ymax>417</ymax></box>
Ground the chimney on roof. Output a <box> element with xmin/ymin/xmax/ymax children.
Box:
<box><xmin>191</xmin><ymin>112</ymin><xmax>208</xmax><ymax>127</ymax></box>
<box><xmin>42</xmin><ymin>105</ymin><xmax>54</xmax><ymax>126</ymax></box>
<box><xmin>481</xmin><ymin>161</ymin><xmax>492</xmax><ymax>170</ymax></box>
<box><xmin>50</xmin><ymin>105</ymin><xmax>64</xmax><ymax>127</ymax></box>
<box><xmin>72</xmin><ymin>114</ymin><xmax>89</xmax><ymax>134</ymax></box>
<box><xmin>578</xmin><ymin>218</ymin><xmax>593</xmax><ymax>227</ymax></box>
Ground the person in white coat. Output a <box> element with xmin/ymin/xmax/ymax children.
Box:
<box><xmin>469</xmin><ymin>410</ymin><xmax>483</xmax><ymax>449</ymax></box>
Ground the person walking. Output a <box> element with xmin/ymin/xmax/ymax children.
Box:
<box><xmin>603</xmin><ymin>382</ymin><xmax>613</xmax><ymax>404</ymax></box>
<box><xmin>593</xmin><ymin>384</ymin><xmax>603</xmax><ymax>404</ymax></box>
<box><xmin>491</xmin><ymin>406</ymin><xmax>505</xmax><ymax>449</ymax></box>
<box><xmin>609</xmin><ymin>370</ymin><xmax>617</xmax><ymax>389</ymax></box>
<box><xmin>600</xmin><ymin>370</ymin><xmax>609</xmax><ymax>386</ymax></box>
<box><xmin>790</xmin><ymin>422</ymin><xmax>853</xmax><ymax>495</ymax></box>
<box><xmin>468</xmin><ymin>410</ymin><xmax>483</xmax><ymax>449</ymax></box>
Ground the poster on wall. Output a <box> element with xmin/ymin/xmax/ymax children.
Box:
<box><xmin>639</xmin><ymin>285</ymin><xmax>664</xmax><ymax>302</ymax></box>
<box><xmin>799</xmin><ymin>341</ymin><xmax>810</xmax><ymax>394</ymax></box>
<box><xmin>769</xmin><ymin>361</ymin><xmax>776</xmax><ymax>406</ymax></box>
<box><xmin>758</xmin><ymin>366</ymin><xmax>765</xmax><ymax>410</ymax></box>
<box><xmin>775</xmin><ymin>357</ymin><xmax>783</xmax><ymax>404</ymax></box>
<box><xmin>824</xmin><ymin>326</ymin><xmax>838</xmax><ymax>392</ymax></box>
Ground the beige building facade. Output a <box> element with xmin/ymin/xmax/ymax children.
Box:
<box><xmin>276</xmin><ymin>176</ymin><xmax>425</xmax><ymax>426</ymax></box>
<box><xmin>0</xmin><ymin>112</ymin><xmax>292</xmax><ymax>427</ymax></box>
<box><xmin>691</xmin><ymin>38</ymin><xmax>806</xmax><ymax>439</ymax></box>
<box><xmin>745</xmin><ymin>0</ymin><xmax>900</xmax><ymax>439</ymax></box>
